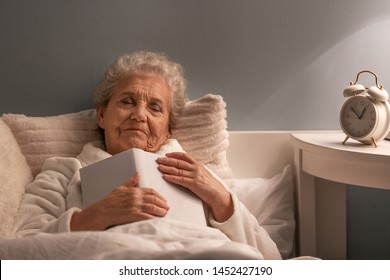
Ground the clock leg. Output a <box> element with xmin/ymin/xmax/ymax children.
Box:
<box><xmin>342</xmin><ymin>136</ymin><xmax>349</xmax><ymax>145</ymax></box>
<box><xmin>371</xmin><ymin>137</ymin><xmax>377</xmax><ymax>148</ymax></box>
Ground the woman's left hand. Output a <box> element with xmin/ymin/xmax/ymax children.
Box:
<box><xmin>156</xmin><ymin>152</ymin><xmax>233</xmax><ymax>222</ymax></box>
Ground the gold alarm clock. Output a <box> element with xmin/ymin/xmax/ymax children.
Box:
<box><xmin>340</xmin><ymin>70</ymin><xmax>390</xmax><ymax>147</ymax></box>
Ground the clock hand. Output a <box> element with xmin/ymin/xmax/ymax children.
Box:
<box><xmin>350</xmin><ymin>107</ymin><xmax>359</xmax><ymax>118</ymax></box>
<box><xmin>358</xmin><ymin>105</ymin><xmax>368</xmax><ymax>119</ymax></box>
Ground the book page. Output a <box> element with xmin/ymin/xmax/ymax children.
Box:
<box><xmin>133</xmin><ymin>149</ymin><xmax>206</xmax><ymax>226</ymax></box>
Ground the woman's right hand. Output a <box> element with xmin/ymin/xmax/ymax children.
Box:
<box><xmin>70</xmin><ymin>172</ymin><xmax>170</xmax><ymax>231</ymax></box>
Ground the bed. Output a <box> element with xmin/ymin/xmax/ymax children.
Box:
<box><xmin>0</xmin><ymin>94</ymin><xmax>300</xmax><ymax>260</ymax></box>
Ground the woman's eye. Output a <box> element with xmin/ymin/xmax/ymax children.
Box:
<box><xmin>120</xmin><ymin>98</ymin><xmax>135</xmax><ymax>105</ymax></box>
<box><xmin>150</xmin><ymin>103</ymin><xmax>162</xmax><ymax>112</ymax></box>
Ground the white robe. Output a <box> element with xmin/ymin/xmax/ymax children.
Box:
<box><xmin>11</xmin><ymin>139</ymin><xmax>281</xmax><ymax>260</ymax></box>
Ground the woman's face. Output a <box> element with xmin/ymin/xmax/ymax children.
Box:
<box><xmin>97</xmin><ymin>73</ymin><xmax>171</xmax><ymax>155</ymax></box>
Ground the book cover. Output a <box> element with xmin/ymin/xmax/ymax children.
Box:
<box><xmin>80</xmin><ymin>148</ymin><xmax>206</xmax><ymax>226</ymax></box>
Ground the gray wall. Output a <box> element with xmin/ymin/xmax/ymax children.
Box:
<box><xmin>1</xmin><ymin>0</ymin><xmax>389</xmax><ymax>259</ymax></box>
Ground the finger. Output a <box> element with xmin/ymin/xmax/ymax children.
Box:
<box><xmin>156</xmin><ymin>155</ymin><xmax>193</xmax><ymax>171</ymax></box>
<box><xmin>162</xmin><ymin>173</ymin><xmax>194</xmax><ymax>190</ymax></box>
<box><xmin>144</xmin><ymin>195</ymin><xmax>170</xmax><ymax>212</ymax></box>
<box><xmin>165</xmin><ymin>152</ymin><xmax>196</xmax><ymax>164</ymax></box>
<box><xmin>157</xmin><ymin>164</ymin><xmax>192</xmax><ymax>178</ymax></box>
<box><xmin>138</xmin><ymin>191</ymin><xmax>170</xmax><ymax>217</ymax></box>
<box><xmin>141</xmin><ymin>203</ymin><xmax>169</xmax><ymax>217</ymax></box>
<box><xmin>120</xmin><ymin>189</ymin><xmax>170</xmax><ymax>220</ymax></box>
<box><xmin>120</xmin><ymin>172</ymin><xmax>141</xmax><ymax>189</ymax></box>
<box><xmin>141</xmin><ymin>187</ymin><xmax>168</xmax><ymax>202</ymax></box>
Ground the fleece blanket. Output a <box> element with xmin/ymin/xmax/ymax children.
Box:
<box><xmin>0</xmin><ymin>219</ymin><xmax>263</xmax><ymax>260</ymax></box>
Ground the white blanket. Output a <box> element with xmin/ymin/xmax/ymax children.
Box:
<box><xmin>0</xmin><ymin>219</ymin><xmax>263</xmax><ymax>260</ymax></box>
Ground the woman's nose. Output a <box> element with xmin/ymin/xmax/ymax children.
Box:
<box><xmin>131</xmin><ymin>104</ymin><xmax>147</xmax><ymax>122</ymax></box>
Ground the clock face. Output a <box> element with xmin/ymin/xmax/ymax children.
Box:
<box><xmin>340</xmin><ymin>96</ymin><xmax>378</xmax><ymax>138</ymax></box>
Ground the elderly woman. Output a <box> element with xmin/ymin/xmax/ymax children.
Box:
<box><xmin>13</xmin><ymin>50</ymin><xmax>281</xmax><ymax>259</ymax></box>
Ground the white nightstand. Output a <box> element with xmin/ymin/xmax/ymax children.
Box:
<box><xmin>292</xmin><ymin>131</ymin><xmax>390</xmax><ymax>259</ymax></box>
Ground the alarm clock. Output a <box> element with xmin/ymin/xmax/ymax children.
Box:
<box><xmin>340</xmin><ymin>70</ymin><xmax>390</xmax><ymax>147</ymax></box>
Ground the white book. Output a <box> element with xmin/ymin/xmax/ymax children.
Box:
<box><xmin>80</xmin><ymin>148</ymin><xmax>207</xmax><ymax>226</ymax></box>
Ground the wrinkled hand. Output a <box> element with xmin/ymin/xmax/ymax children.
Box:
<box><xmin>71</xmin><ymin>172</ymin><xmax>169</xmax><ymax>231</ymax></box>
<box><xmin>156</xmin><ymin>152</ymin><xmax>233</xmax><ymax>222</ymax></box>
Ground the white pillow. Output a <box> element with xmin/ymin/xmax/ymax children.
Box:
<box><xmin>230</xmin><ymin>164</ymin><xmax>295</xmax><ymax>259</ymax></box>
<box><xmin>0</xmin><ymin>119</ymin><xmax>33</xmax><ymax>239</ymax></box>
<box><xmin>2</xmin><ymin>109</ymin><xmax>102</xmax><ymax>178</ymax></box>
<box><xmin>172</xmin><ymin>94</ymin><xmax>233</xmax><ymax>180</ymax></box>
